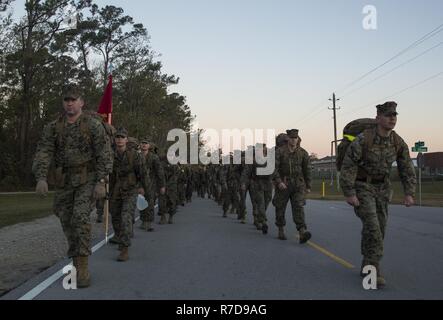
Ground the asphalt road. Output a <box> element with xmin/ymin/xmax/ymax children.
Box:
<box><xmin>3</xmin><ymin>195</ymin><xmax>443</xmax><ymax>300</ymax></box>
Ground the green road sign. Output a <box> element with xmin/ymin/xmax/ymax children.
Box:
<box><xmin>415</xmin><ymin>141</ymin><xmax>425</xmax><ymax>148</ymax></box>
<box><xmin>412</xmin><ymin>147</ymin><xmax>428</xmax><ymax>152</ymax></box>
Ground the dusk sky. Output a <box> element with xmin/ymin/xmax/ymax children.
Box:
<box><xmin>13</xmin><ymin>0</ymin><xmax>443</xmax><ymax>157</ymax></box>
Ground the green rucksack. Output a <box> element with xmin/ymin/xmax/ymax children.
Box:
<box><xmin>336</xmin><ymin>118</ymin><xmax>401</xmax><ymax>172</ymax></box>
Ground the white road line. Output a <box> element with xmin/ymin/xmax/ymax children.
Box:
<box><xmin>18</xmin><ymin>205</ymin><xmax>157</xmax><ymax>300</ymax></box>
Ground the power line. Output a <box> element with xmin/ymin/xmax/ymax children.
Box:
<box><xmin>335</xmin><ymin>22</ymin><xmax>443</xmax><ymax>95</ymax></box>
<box><xmin>342</xmin><ymin>70</ymin><xmax>443</xmax><ymax>118</ymax></box>
<box><xmin>340</xmin><ymin>41</ymin><xmax>443</xmax><ymax>99</ymax></box>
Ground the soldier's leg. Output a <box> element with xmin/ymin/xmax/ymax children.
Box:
<box><xmin>119</xmin><ymin>194</ymin><xmax>137</xmax><ymax>248</ymax></box>
<box><xmin>264</xmin><ymin>183</ymin><xmax>273</xmax><ymax>210</ymax></box>
<box><xmin>273</xmin><ymin>188</ymin><xmax>290</xmax><ymax>239</ymax></box>
<box><xmin>70</xmin><ymin>182</ymin><xmax>95</xmax><ymax>257</ymax></box>
<box><xmin>222</xmin><ymin>187</ymin><xmax>230</xmax><ymax>216</ymax></box>
<box><xmin>54</xmin><ymin>188</ymin><xmax>76</xmax><ymax>257</ymax></box>
<box><xmin>158</xmin><ymin>192</ymin><xmax>167</xmax><ymax>224</ymax></box>
<box><xmin>289</xmin><ymin>191</ymin><xmax>307</xmax><ymax>231</ymax></box>
<box><xmin>168</xmin><ymin>190</ymin><xmax>177</xmax><ymax>224</ymax></box>
<box><xmin>109</xmin><ymin>198</ymin><xmax>123</xmax><ymax>242</ymax></box>
<box><xmin>255</xmin><ymin>189</ymin><xmax>268</xmax><ymax>233</ymax></box>
<box><xmin>273</xmin><ymin>188</ymin><xmax>289</xmax><ymax>227</ymax></box>
<box><xmin>355</xmin><ymin>188</ymin><xmax>383</xmax><ymax>265</ymax></box>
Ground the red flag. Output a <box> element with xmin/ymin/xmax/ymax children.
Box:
<box><xmin>98</xmin><ymin>75</ymin><xmax>113</xmax><ymax>124</ymax></box>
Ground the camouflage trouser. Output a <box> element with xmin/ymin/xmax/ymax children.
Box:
<box><xmin>186</xmin><ymin>181</ymin><xmax>193</xmax><ymax>201</ymax></box>
<box><xmin>250</xmin><ymin>180</ymin><xmax>273</xmax><ymax>225</ymax></box>
<box><xmin>54</xmin><ymin>182</ymin><xmax>95</xmax><ymax>257</ymax></box>
<box><xmin>140</xmin><ymin>187</ymin><xmax>156</xmax><ymax>222</ymax></box>
<box><xmin>110</xmin><ymin>193</ymin><xmax>137</xmax><ymax>247</ymax></box>
<box><xmin>223</xmin><ymin>184</ymin><xmax>240</xmax><ymax>213</ymax></box>
<box><xmin>354</xmin><ymin>182</ymin><xmax>390</xmax><ymax>265</ymax></box>
<box><xmin>177</xmin><ymin>182</ymin><xmax>186</xmax><ymax>204</ymax></box>
<box><xmin>272</xmin><ymin>184</ymin><xmax>307</xmax><ymax>230</ymax></box>
<box><xmin>238</xmin><ymin>188</ymin><xmax>248</xmax><ymax>218</ymax></box>
<box><xmin>159</xmin><ymin>186</ymin><xmax>177</xmax><ymax>216</ymax></box>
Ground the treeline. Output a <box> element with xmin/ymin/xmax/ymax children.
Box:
<box><xmin>0</xmin><ymin>0</ymin><xmax>194</xmax><ymax>191</ymax></box>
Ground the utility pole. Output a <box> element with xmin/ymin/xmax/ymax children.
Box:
<box><xmin>329</xmin><ymin>93</ymin><xmax>340</xmax><ymax>190</ymax></box>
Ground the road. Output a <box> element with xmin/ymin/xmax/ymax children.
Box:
<box><xmin>3</xmin><ymin>195</ymin><xmax>443</xmax><ymax>300</ymax></box>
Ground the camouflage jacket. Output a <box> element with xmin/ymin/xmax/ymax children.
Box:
<box><xmin>32</xmin><ymin>112</ymin><xmax>112</xmax><ymax>187</ymax></box>
<box><xmin>110</xmin><ymin>148</ymin><xmax>146</xmax><ymax>198</ymax></box>
<box><xmin>273</xmin><ymin>145</ymin><xmax>312</xmax><ymax>190</ymax></box>
<box><xmin>340</xmin><ymin>130</ymin><xmax>416</xmax><ymax>197</ymax></box>
<box><xmin>241</xmin><ymin>162</ymin><xmax>272</xmax><ymax>187</ymax></box>
<box><xmin>161</xmin><ymin>158</ymin><xmax>179</xmax><ymax>187</ymax></box>
<box><xmin>142</xmin><ymin>151</ymin><xmax>166</xmax><ymax>190</ymax></box>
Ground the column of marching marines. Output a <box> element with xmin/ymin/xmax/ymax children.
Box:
<box><xmin>32</xmin><ymin>84</ymin><xmax>416</xmax><ymax>289</ymax></box>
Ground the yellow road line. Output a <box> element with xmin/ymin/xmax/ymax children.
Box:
<box><xmin>296</xmin><ymin>236</ymin><xmax>355</xmax><ymax>269</ymax></box>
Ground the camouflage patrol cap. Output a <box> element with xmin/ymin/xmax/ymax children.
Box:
<box><xmin>140</xmin><ymin>137</ymin><xmax>152</xmax><ymax>144</ymax></box>
<box><xmin>286</xmin><ymin>129</ymin><xmax>299</xmax><ymax>138</ymax></box>
<box><xmin>115</xmin><ymin>127</ymin><xmax>128</xmax><ymax>138</ymax></box>
<box><xmin>62</xmin><ymin>84</ymin><xmax>82</xmax><ymax>100</ymax></box>
<box><xmin>376</xmin><ymin>101</ymin><xmax>398</xmax><ymax>116</ymax></box>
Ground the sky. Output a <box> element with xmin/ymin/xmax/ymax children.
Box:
<box><xmin>10</xmin><ymin>0</ymin><xmax>443</xmax><ymax>157</ymax></box>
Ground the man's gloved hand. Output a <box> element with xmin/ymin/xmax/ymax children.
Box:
<box><xmin>93</xmin><ymin>182</ymin><xmax>106</xmax><ymax>200</ymax></box>
<box><xmin>36</xmin><ymin>180</ymin><xmax>48</xmax><ymax>196</ymax></box>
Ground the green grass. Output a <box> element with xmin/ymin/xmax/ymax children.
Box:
<box><xmin>0</xmin><ymin>194</ymin><xmax>54</xmax><ymax>229</ymax></box>
<box><xmin>309</xmin><ymin>179</ymin><xmax>443</xmax><ymax>207</ymax></box>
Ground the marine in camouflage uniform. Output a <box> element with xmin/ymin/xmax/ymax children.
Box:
<box><xmin>139</xmin><ymin>138</ymin><xmax>166</xmax><ymax>231</ymax></box>
<box><xmin>185</xmin><ymin>165</ymin><xmax>194</xmax><ymax>203</ymax></box>
<box><xmin>33</xmin><ymin>86</ymin><xmax>112</xmax><ymax>288</ymax></box>
<box><xmin>177</xmin><ymin>163</ymin><xmax>187</xmax><ymax>206</ymax></box>
<box><xmin>272</xmin><ymin>129</ymin><xmax>312</xmax><ymax>243</ymax></box>
<box><xmin>241</xmin><ymin>144</ymin><xmax>273</xmax><ymax>233</ymax></box>
<box><xmin>109</xmin><ymin>128</ymin><xmax>146</xmax><ymax>261</ymax></box>
<box><xmin>222</xmin><ymin>162</ymin><xmax>242</xmax><ymax>217</ymax></box>
<box><xmin>340</xmin><ymin>102</ymin><xmax>416</xmax><ymax>287</ymax></box>
<box><xmin>158</xmin><ymin>155</ymin><xmax>179</xmax><ymax>224</ymax></box>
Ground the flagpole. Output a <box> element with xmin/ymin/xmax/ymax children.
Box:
<box><xmin>98</xmin><ymin>73</ymin><xmax>113</xmax><ymax>244</ymax></box>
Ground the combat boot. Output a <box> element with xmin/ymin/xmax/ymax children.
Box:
<box><xmin>96</xmin><ymin>215</ymin><xmax>103</xmax><ymax>223</ymax></box>
<box><xmin>223</xmin><ymin>211</ymin><xmax>227</xmax><ymax>218</ymax></box>
<box><xmin>75</xmin><ymin>256</ymin><xmax>90</xmax><ymax>288</ymax></box>
<box><xmin>278</xmin><ymin>227</ymin><xmax>287</xmax><ymax>240</ymax></box>
<box><xmin>117</xmin><ymin>246</ymin><xmax>129</xmax><ymax>262</ymax></box>
<box><xmin>140</xmin><ymin>220</ymin><xmax>149</xmax><ymax>230</ymax></box>
<box><xmin>240</xmin><ymin>217</ymin><xmax>246</xmax><ymax>224</ymax></box>
<box><xmin>168</xmin><ymin>214</ymin><xmax>174</xmax><ymax>224</ymax></box>
<box><xmin>159</xmin><ymin>214</ymin><xmax>167</xmax><ymax>225</ymax></box>
<box><xmin>262</xmin><ymin>224</ymin><xmax>268</xmax><ymax>235</ymax></box>
<box><xmin>256</xmin><ymin>223</ymin><xmax>263</xmax><ymax>230</ymax></box>
<box><xmin>299</xmin><ymin>228</ymin><xmax>312</xmax><ymax>244</ymax></box>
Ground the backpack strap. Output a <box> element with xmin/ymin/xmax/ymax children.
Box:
<box><xmin>362</xmin><ymin>128</ymin><xmax>375</xmax><ymax>164</ymax></box>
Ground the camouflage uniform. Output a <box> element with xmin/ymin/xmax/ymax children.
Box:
<box><xmin>222</xmin><ymin>164</ymin><xmax>242</xmax><ymax>215</ymax></box>
<box><xmin>140</xmin><ymin>143</ymin><xmax>166</xmax><ymax>224</ymax></box>
<box><xmin>272</xmin><ymin>130</ymin><xmax>312</xmax><ymax>236</ymax></box>
<box><xmin>33</xmin><ymin>112</ymin><xmax>111</xmax><ymax>258</ymax></box>
<box><xmin>340</xmin><ymin>103</ymin><xmax>416</xmax><ymax>269</ymax></box>
<box><xmin>242</xmin><ymin>147</ymin><xmax>273</xmax><ymax>232</ymax></box>
<box><xmin>185</xmin><ymin>165</ymin><xmax>194</xmax><ymax>202</ymax></box>
<box><xmin>109</xmin><ymin>129</ymin><xmax>146</xmax><ymax>248</ymax></box>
